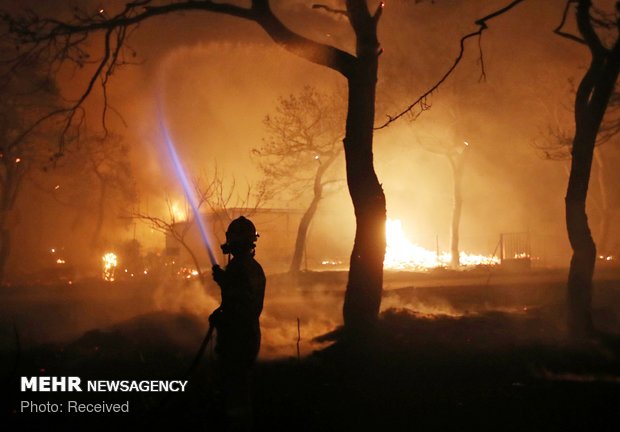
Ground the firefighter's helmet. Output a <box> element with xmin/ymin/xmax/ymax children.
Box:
<box><xmin>221</xmin><ymin>216</ymin><xmax>259</xmax><ymax>254</ymax></box>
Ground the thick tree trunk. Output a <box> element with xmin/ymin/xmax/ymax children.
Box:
<box><xmin>566</xmin><ymin>2</ymin><xmax>620</xmax><ymax>336</ymax></box>
<box><xmin>341</xmin><ymin>3</ymin><xmax>386</xmax><ymax>332</ymax></box>
<box><xmin>566</xmin><ymin>126</ymin><xmax>599</xmax><ymax>337</ymax></box>
<box><xmin>594</xmin><ymin>150</ymin><xmax>610</xmax><ymax>256</ymax></box>
<box><xmin>342</xmin><ymin>66</ymin><xmax>386</xmax><ymax>331</ymax></box>
<box><xmin>448</xmin><ymin>156</ymin><xmax>464</xmax><ymax>268</ymax></box>
<box><xmin>566</xmin><ymin>198</ymin><xmax>596</xmax><ymax>335</ymax></box>
<box><xmin>566</xmin><ymin>121</ymin><xmax>603</xmax><ymax>336</ymax></box>
<box><xmin>243</xmin><ymin>0</ymin><xmax>388</xmax><ymax>331</ymax></box>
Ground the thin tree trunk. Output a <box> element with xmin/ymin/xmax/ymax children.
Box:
<box><xmin>290</xmin><ymin>196</ymin><xmax>320</xmax><ymax>274</ymax></box>
<box><xmin>289</xmin><ymin>154</ymin><xmax>337</xmax><ymax>273</ymax></box>
<box><xmin>448</xmin><ymin>155</ymin><xmax>464</xmax><ymax>268</ymax></box>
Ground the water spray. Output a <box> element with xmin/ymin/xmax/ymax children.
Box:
<box><xmin>155</xmin><ymin>97</ymin><xmax>218</xmax><ymax>389</ymax></box>
<box><xmin>157</xmin><ymin>103</ymin><xmax>218</xmax><ymax>267</ymax></box>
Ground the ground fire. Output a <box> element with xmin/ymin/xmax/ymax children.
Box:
<box><xmin>102</xmin><ymin>252</ymin><xmax>118</xmax><ymax>282</ymax></box>
<box><xmin>383</xmin><ymin>219</ymin><xmax>498</xmax><ymax>271</ymax></box>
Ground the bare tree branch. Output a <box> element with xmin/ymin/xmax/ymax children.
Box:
<box><xmin>1</xmin><ymin>0</ymin><xmax>358</xmax><ymax>146</ymax></box>
<box><xmin>554</xmin><ymin>0</ymin><xmax>587</xmax><ymax>45</ymax></box>
<box><xmin>376</xmin><ymin>0</ymin><xmax>526</xmax><ymax>130</ymax></box>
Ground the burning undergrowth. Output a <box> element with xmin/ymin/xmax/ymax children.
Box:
<box><xmin>145</xmin><ymin>272</ymin><xmax>578</xmax><ymax>360</ymax></box>
<box><xmin>151</xmin><ymin>275</ymin><xmax>345</xmax><ymax>359</ymax></box>
<box><xmin>4</xmin><ymin>269</ymin><xmax>620</xmax><ymax>366</ymax></box>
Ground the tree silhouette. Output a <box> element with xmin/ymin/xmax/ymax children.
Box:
<box><xmin>255</xmin><ymin>86</ymin><xmax>344</xmax><ymax>273</ymax></box>
<box><xmin>554</xmin><ymin>0</ymin><xmax>620</xmax><ymax>337</ymax></box>
<box><xmin>0</xmin><ymin>51</ymin><xmax>61</xmax><ymax>283</ymax></box>
<box><xmin>535</xmin><ymin>100</ymin><xmax>617</xmax><ymax>260</ymax></box>
<box><xmin>132</xmin><ymin>169</ymin><xmax>267</xmax><ymax>282</ymax></box>
<box><xmin>415</xmin><ymin>115</ymin><xmax>470</xmax><ymax>269</ymax></box>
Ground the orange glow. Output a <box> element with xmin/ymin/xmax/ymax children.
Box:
<box><xmin>384</xmin><ymin>218</ymin><xmax>499</xmax><ymax>270</ymax></box>
<box><xmin>102</xmin><ymin>252</ymin><xmax>118</xmax><ymax>281</ymax></box>
<box><xmin>170</xmin><ymin>201</ymin><xmax>187</xmax><ymax>222</ymax></box>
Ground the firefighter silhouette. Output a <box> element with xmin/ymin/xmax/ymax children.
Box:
<box><xmin>210</xmin><ymin>216</ymin><xmax>265</xmax><ymax>431</ymax></box>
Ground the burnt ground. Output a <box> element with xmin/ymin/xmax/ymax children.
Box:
<box><xmin>2</xmin><ymin>268</ymin><xmax>620</xmax><ymax>431</ymax></box>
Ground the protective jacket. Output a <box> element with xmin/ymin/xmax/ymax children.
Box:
<box><xmin>212</xmin><ymin>254</ymin><xmax>265</xmax><ymax>364</ymax></box>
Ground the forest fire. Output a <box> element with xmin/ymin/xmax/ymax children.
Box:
<box><xmin>4</xmin><ymin>1</ymin><xmax>620</xmax><ymax>429</ymax></box>
<box><xmin>383</xmin><ymin>219</ymin><xmax>499</xmax><ymax>270</ymax></box>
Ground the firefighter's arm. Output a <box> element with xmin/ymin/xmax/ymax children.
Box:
<box><xmin>212</xmin><ymin>265</ymin><xmax>227</xmax><ymax>287</ymax></box>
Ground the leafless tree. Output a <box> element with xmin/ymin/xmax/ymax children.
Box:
<box><xmin>415</xmin><ymin>111</ymin><xmax>470</xmax><ymax>268</ymax></box>
<box><xmin>132</xmin><ymin>169</ymin><xmax>267</xmax><ymax>282</ymax></box>
<box><xmin>377</xmin><ymin>0</ymin><xmax>526</xmax><ymax>130</ymax></box>
<box><xmin>133</xmin><ymin>196</ymin><xmax>206</xmax><ymax>282</ymax></box>
<box><xmin>553</xmin><ymin>0</ymin><xmax>620</xmax><ymax>337</ymax></box>
<box><xmin>196</xmin><ymin>167</ymin><xmax>270</xmax><ymax>229</ymax></box>
<box><xmin>255</xmin><ymin>86</ymin><xmax>344</xmax><ymax>273</ymax></box>
<box><xmin>535</xmin><ymin>101</ymin><xmax>617</xmax><ymax>260</ymax></box>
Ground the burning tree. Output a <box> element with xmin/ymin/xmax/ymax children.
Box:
<box><xmin>553</xmin><ymin>0</ymin><xmax>620</xmax><ymax>337</ymax></box>
<box><xmin>255</xmin><ymin>86</ymin><xmax>344</xmax><ymax>274</ymax></box>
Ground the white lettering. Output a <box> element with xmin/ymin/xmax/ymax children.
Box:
<box><xmin>83</xmin><ymin>379</ymin><xmax>189</xmax><ymax>392</ymax></box>
<box><xmin>21</xmin><ymin>376</ymin><xmax>82</xmax><ymax>392</ymax></box>
<box><xmin>20</xmin><ymin>401</ymin><xmax>62</xmax><ymax>413</ymax></box>
<box><xmin>68</xmin><ymin>376</ymin><xmax>82</xmax><ymax>392</ymax></box>
<box><xmin>39</xmin><ymin>377</ymin><xmax>51</xmax><ymax>392</ymax></box>
<box><xmin>67</xmin><ymin>401</ymin><xmax>130</xmax><ymax>413</ymax></box>
<box><xmin>21</xmin><ymin>377</ymin><xmax>37</xmax><ymax>392</ymax></box>
<box><xmin>51</xmin><ymin>376</ymin><xmax>65</xmax><ymax>391</ymax></box>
